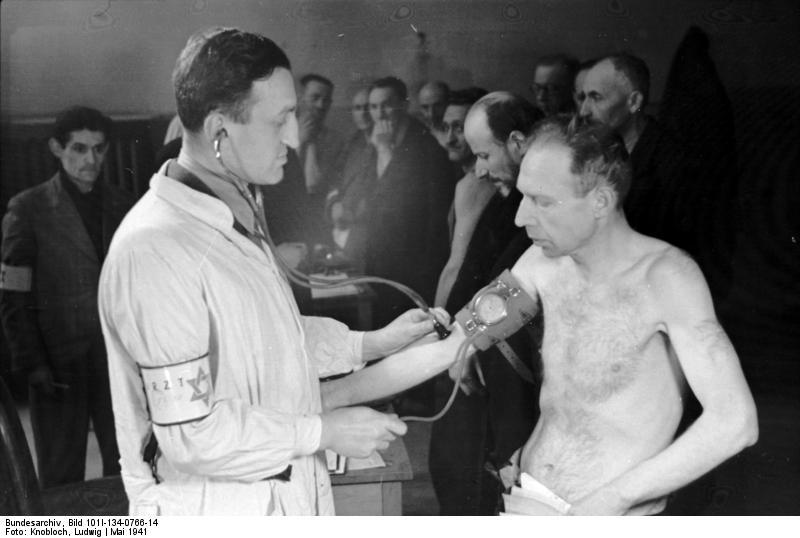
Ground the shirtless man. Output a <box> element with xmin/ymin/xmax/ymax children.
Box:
<box><xmin>501</xmin><ymin>116</ymin><xmax>758</xmax><ymax>515</ymax></box>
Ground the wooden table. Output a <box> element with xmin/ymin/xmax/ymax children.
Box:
<box><xmin>330</xmin><ymin>436</ymin><xmax>413</xmax><ymax>515</ymax></box>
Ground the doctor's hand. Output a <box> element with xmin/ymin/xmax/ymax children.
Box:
<box><xmin>363</xmin><ymin>307</ymin><xmax>450</xmax><ymax>360</ymax></box>
<box><xmin>370</xmin><ymin>120</ymin><xmax>395</xmax><ymax>152</ymax></box>
<box><xmin>319</xmin><ymin>407</ymin><xmax>407</xmax><ymax>458</ymax></box>
<box><xmin>297</xmin><ymin>109</ymin><xmax>320</xmax><ymax>146</ymax></box>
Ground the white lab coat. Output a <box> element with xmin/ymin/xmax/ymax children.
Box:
<box><xmin>99</xmin><ymin>172</ymin><xmax>365</xmax><ymax>515</ymax></box>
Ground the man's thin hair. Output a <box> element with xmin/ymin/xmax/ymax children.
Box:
<box><xmin>532</xmin><ymin>115</ymin><xmax>632</xmax><ymax>206</ymax></box>
<box><xmin>420</xmin><ymin>80</ymin><xmax>450</xmax><ymax>98</ymax></box>
<box><xmin>606</xmin><ymin>52</ymin><xmax>650</xmax><ymax>107</ymax></box>
<box><xmin>473</xmin><ymin>91</ymin><xmax>544</xmax><ymax>143</ymax></box>
<box><xmin>300</xmin><ymin>73</ymin><xmax>334</xmax><ymax>90</ymax></box>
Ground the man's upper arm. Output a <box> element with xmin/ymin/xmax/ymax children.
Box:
<box><xmin>1</xmin><ymin>197</ymin><xmax>36</xmax><ymax>289</ymax></box>
<box><xmin>651</xmin><ymin>253</ymin><xmax>755</xmax><ymax>419</ymax></box>
<box><xmin>509</xmin><ymin>244</ymin><xmax>541</xmax><ymax>302</ymax></box>
<box><xmin>1</xmin><ymin>196</ymin><xmax>48</xmax><ymax>371</ymax></box>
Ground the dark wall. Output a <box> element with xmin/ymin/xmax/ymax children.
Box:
<box><xmin>2</xmin><ymin>0</ymin><xmax>799</xmax><ymax>135</ymax></box>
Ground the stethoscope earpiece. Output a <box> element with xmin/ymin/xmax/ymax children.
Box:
<box><xmin>214</xmin><ymin>130</ymin><xmax>227</xmax><ymax>160</ymax></box>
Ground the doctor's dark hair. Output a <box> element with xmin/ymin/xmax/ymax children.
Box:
<box><xmin>472</xmin><ymin>92</ymin><xmax>543</xmax><ymax>144</ymax></box>
<box><xmin>52</xmin><ymin>106</ymin><xmax>113</xmax><ymax>146</ymax></box>
<box><xmin>173</xmin><ymin>27</ymin><xmax>291</xmax><ymax>133</ymax></box>
<box><xmin>531</xmin><ymin>116</ymin><xmax>632</xmax><ymax>207</ymax></box>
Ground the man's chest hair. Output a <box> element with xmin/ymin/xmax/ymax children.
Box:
<box><xmin>538</xmin><ymin>271</ymin><xmax>663</xmax><ymax>402</ymax></box>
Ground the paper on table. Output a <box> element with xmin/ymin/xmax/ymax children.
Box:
<box><xmin>346</xmin><ymin>450</ymin><xmax>386</xmax><ymax>471</ymax></box>
<box><xmin>325</xmin><ymin>450</ymin><xmax>346</xmax><ymax>474</ymax></box>
<box><xmin>310</xmin><ymin>273</ymin><xmax>360</xmax><ymax>299</ymax></box>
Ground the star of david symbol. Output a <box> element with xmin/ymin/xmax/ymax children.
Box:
<box><xmin>187</xmin><ymin>367</ymin><xmax>211</xmax><ymax>406</ymax></box>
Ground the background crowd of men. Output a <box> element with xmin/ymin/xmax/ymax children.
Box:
<box><xmin>0</xmin><ymin>31</ymin><xmax>749</xmax><ymax>515</ymax></box>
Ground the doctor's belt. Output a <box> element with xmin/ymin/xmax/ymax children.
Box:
<box><xmin>142</xmin><ymin>433</ymin><xmax>292</xmax><ymax>484</ymax></box>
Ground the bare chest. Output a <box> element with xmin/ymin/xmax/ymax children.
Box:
<box><xmin>540</xmin><ymin>276</ymin><xmax>661</xmax><ymax>403</ymax></box>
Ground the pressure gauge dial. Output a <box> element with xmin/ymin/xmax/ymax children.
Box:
<box><xmin>473</xmin><ymin>291</ymin><xmax>508</xmax><ymax>326</ymax></box>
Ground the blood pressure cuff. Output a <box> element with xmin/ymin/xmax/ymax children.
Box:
<box><xmin>454</xmin><ymin>269</ymin><xmax>539</xmax><ymax>351</ymax></box>
<box><xmin>140</xmin><ymin>354</ymin><xmax>213</xmax><ymax>426</ymax></box>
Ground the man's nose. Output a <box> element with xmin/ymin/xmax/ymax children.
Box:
<box><xmin>514</xmin><ymin>199</ymin><xmax>536</xmax><ymax>227</ymax></box>
<box><xmin>85</xmin><ymin>150</ymin><xmax>98</xmax><ymax>165</ymax></box>
<box><xmin>283</xmin><ymin>112</ymin><xmax>300</xmax><ymax>149</ymax></box>
<box><xmin>579</xmin><ymin>99</ymin><xmax>591</xmax><ymax>117</ymax></box>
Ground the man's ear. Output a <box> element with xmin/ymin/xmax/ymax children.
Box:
<box><xmin>506</xmin><ymin>130</ymin><xmax>526</xmax><ymax>162</ymax></box>
<box><xmin>202</xmin><ymin>112</ymin><xmax>227</xmax><ymax>144</ymax></box>
<box><xmin>593</xmin><ymin>184</ymin><xmax>617</xmax><ymax>217</ymax></box>
<box><xmin>628</xmin><ymin>90</ymin><xmax>644</xmax><ymax>115</ymax></box>
<box><xmin>48</xmin><ymin>138</ymin><xmax>64</xmax><ymax>159</ymax></box>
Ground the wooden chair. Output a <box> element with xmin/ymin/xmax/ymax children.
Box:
<box><xmin>0</xmin><ymin>376</ymin><xmax>128</xmax><ymax>515</ymax></box>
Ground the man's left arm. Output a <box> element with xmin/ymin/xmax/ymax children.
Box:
<box><xmin>572</xmin><ymin>254</ymin><xmax>758</xmax><ymax>515</ymax></box>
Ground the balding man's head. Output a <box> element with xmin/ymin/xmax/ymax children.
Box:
<box><xmin>418</xmin><ymin>81</ymin><xmax>449</xmax><ymax>129</ymax></box>
<box><xmin>468</xmin><ymin>91</ymin><xmax>543</xmax><ymax>146</ymax></box>
<box><xmin>464</xmin><ymin>92</ymin><xmax>543</xmax><ymax>194</ymax></box>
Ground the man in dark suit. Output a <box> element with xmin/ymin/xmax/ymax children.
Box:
<box><xmin>361</xmin><ymin>76</ymin><xmax>454</xmax><ymax>325</ymax></box>
<box><xmin>0</xmin><ymin>106</ymin><xmax>134</xmax><ymax>487</ymax></box>
<box><xmin>354</xmin><ymin>76</ymin><xmax>455</xmax><ymax>414</ymax></box>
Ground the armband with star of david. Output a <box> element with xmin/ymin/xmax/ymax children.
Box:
<box><xmin>139</xmin><ymin>354</ymin><xmax>213</xmax><ymax>426</ymax></box>
<box><xmin>0</xmin><ymin>263</ymin><xmax>33</xmax><ymax>292</ymax></box>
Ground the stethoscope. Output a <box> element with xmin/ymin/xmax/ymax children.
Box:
<box><xmin>212</xmin><ymin>130</ymin><xmax>480</xmax><ymax>422</ymax></box>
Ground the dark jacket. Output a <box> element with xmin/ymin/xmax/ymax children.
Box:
<box><xmin>362</xmin><ymin>117</ymin><xmax>455</xmax><ymax>314</ymax></box>
<box><xmin>0</xmin><ymin>173</ymin><xmax>134</xmax><ymax>372</ymax></box>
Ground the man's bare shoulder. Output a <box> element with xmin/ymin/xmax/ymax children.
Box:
<box><xmin>643</xmin><ymin>244</ymin><xmax>707</xmax><ymax>291</ymax></box>
<box><xmin>638</xmin><ymin>240</ymin><xmax>715</xmax><ymax>324</ymax></box>
<box><xmin>510</xmin><ymin>244</ymin><xmax>564</xmax><ymax>295</ymax></box>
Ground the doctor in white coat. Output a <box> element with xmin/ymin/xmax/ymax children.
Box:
<box><xmin>99</xmin><ymin>27</ymin><xmax>460</xmax><ymax>515</ymax></box>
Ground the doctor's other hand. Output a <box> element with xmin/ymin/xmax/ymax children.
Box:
<box><xmin>320</xmin><ymin>407</ymin><xmax>407</xmax><ymax>458</ymax></box>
